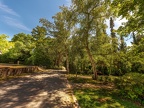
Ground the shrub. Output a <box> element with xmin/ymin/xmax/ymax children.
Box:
<box><xmin>97</xmin><ymin>75</ymin><xmax>116</xmax><ymax>83</ymax></box>
<box><xmin>114</xmin><ymin>73</ymin><xmax>144</xmax><ymax>104</ymax></box>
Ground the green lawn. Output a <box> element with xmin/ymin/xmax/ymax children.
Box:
<box><xmin>68</xmin><ymin>75</ymin><xmax>143</xmax><ymax>108</ymax></box>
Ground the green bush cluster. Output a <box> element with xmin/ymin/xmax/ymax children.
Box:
<box><xmin>114</xmin><ymin>73</ymin><xmax>144</xmax><ymax>104</ymax></box>
<box><xmin>97</xmin><ymin>75</ymin><xmax>117</xmax><ymax>83</ymax></box>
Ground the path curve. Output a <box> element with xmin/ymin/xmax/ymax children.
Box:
<box><xmin>0</xmin><ymin>70</ymin><xmax>78</xmax><ymax>108</ymax></box>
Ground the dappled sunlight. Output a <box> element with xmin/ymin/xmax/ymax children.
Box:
<box><xmin>72</xmin><ymin>83</ymin><xmax>114</xmax><ymax>90</ymax></box>
<box><xmin>0</xmin><ymin>71</ymin><xmax>77</xmax><ymax>108</ymax></box>
<box><xmin>31</xmin><ymin>73</ymin><xmax>58</xmax><ymax>79</ymax></box>
<box><xmin>109</xmin><ymin>102</ymin><xmax>123</xmax><ymax>108</ymax></box>
<box><xmin>1</xmin><ymin>0</ymin><xmax>144</xmax><ymax>107</ymax></box>
<box><xmin>0</xmin><ymin>85</ymin><xmax>20</xmax><ymax>95</ymax></box>
<box><xmin>25</xmin><ymin>91</ymin><xmax>47</xmax><ymax>108</ymax></box>
<box><xmin>51</xmin><ymin>90</ymin><xmax>72</xmax><ymax>104</ymax></box>
<box><xmin>74</xmin><ymin>88</ymin><xmax>135</xmax><ymax>108</ymax></box>
<box><xmin>69</xmin><ymin>75</ymin><xmax>142</xmax><ymax>108</ymax></box>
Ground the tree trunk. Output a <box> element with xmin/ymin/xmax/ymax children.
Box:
<box><xmin>57</xmin><ymin>53</ymin><xmax>62</xmax><ymax>67</ymax></box>
<box><xmin>54</xmin><ymin>54</ymin><xmax>61</xmax><ymax>68</ymax></box>
<box><xmin>132</xmin><ymin>32</ymin><xmax>137</xmax><ymax>45</ymax></box>
<box><xmin>66</xmin><ymin>52</ymin><xmax>69</xmax><ymax>74</ymax></box>
<box><xmin>84</xmin><ymin>12</ymin><xmax>98</xmax><ymax>79</ymax></box>
<box><xmin>85</xmin><ymin>43</ymin><xmax>97</xmax><ymax>80</ymax></box>
<box><xmin>17</xmin><ymin>61</ymin><xmax>20</xmax><ymax>65</ymax></box>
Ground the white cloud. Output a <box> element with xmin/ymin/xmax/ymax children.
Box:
<box><xmin>0</xmin><ymin>1</ymin><xmax>20</xmax><ymax>17</ymax></box>
<box><xmin>0</xmin><ymin>1</ymin><xmax>30</xmax><ymax>32</ymax></box>
<box><xmin>3</xmin><ymin>16</ymin><xmax>31</xmax><ymax>32</ymax></box>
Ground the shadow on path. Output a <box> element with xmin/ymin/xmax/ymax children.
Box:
<box><xmin>0</xmin><ymin>71</ymin><xmax>75</xmax><ymax>108</ymax></box>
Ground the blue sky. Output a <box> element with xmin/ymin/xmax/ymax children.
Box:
<box><xmin>0</xmin><ymin>0</ymin><xmax>71</xmax><ymax>39</ymax></box>
<box><xmin>0</xmin><ymin>0</ymin><xmax>131</xmax><ymax>45</ymax></box>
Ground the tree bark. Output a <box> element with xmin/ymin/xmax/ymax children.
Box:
<box><xmin>85</xmin><ymin>43</ymin><xmax>97</xmax><ymax>80</ymax></box>
<box><xmin>66</xmin><ymin>52</ymin><xmax>69</xmax><ymax>74</ymax></box>
<box><xmin>83</xmin><ymin>11</ymin><xmax>98</xmax><ymax>79</ymax></box>
<box><xmin>132</xmin><ymin>32</ymin><xmax>137</xmax><ymax>45</ymax></box>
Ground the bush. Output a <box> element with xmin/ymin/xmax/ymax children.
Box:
<box><xmin>114</xmin><ymin>73</ymin><xmax>144</xmax><ymax>104</ymax></box>
<box><xmin>97</xmin><ymin>75</ymin><xmax>116</xmax><ymax>83</ymax></box>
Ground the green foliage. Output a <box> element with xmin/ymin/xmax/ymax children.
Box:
<box><xmin>68</xmin><ymin>75</ymin><xmax>142</xmax><ymax>108</ymax></box>
<box><xmin>112</xmin><ymin>0</ymin><xmax>144</xmax><ymax>31</ymax></box>
<box><xmin>31</xmin><ymin>25</ymin><xmax>54</xmax><ymax>67</ymax></box>
<box><xmin>6</xmin><ymin>33</ymin><xmax>35</xmax><ymax>64</ymax></box>
<box><xmin>70</xmin><ymin>0</ymin><xmax>111</xmax><ymax>79</ymax></box>
<box><xmin>74</xmin><ymin>88</ymin><xmax>141</xmax><ymax>108</ymax></box>
<box><xmin>97</xmin><ymin>75</ymin><xmax>118</xmax><ymax>84</ymax></box>
<box><xmin>127</xmin><ymin>38</ymin><xmax>144</xmax><ymax>73</ymax></box>
<box><xmin>114</xmin><ymin>73</ymin><xmax>144</xmax><ymax>104</ymax></box>
<box><xmin>68</xmin><ymin>75</ymin><xmax>96</xmax><ymax>84</ymax></box>
<box><xmin>0</xmin><ymin>34</ymin><xmax>13</xmax><ymax>54</ymax></box>
<box><xmin>0</xmin><ymin>34</ymin><xmax>14</xmax><ymax>63</ymax></box>
<box><xmin>1</xmin><ymin>0</ymin><xmax>144</xmax><ymax>78</ymax></box>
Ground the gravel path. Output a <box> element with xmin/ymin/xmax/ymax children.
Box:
<box><xmin>0</xmin><ymin>70</ymin><xmax>78</xmax><ymax>108</ymax></box>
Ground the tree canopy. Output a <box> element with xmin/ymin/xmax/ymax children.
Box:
<box><xmin>0</xmin><ymin>0</ymin><xmax>144</xmax><ymax>76</ymax></box>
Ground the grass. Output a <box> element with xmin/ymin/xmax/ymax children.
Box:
<box><xmin>68</xmin><ymin>74</ymin><xmax>143</xmax><ymax>108</ymax></box>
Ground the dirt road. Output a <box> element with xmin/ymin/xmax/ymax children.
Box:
<box><xmin>0</xmin><ymin>70</ymin><xmax>78</xmax><ymax>108</ymax></box>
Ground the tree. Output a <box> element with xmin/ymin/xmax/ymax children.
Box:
<box><xmin>36</xmin><ymin>18</ymin><xmax>64</xmax><ymax>68</ymax></box>
<box><xmin>112</xmin><ymin>0</ymin><xmax>144</xmax><ymax>44</ymax></box>
<box><xmin>31</xmin><ymin>26</ymin><xmax>53</xmax><ymax>67</ymax></box>
<box><xmin>0</xmin><ymin>34</ymin><xmax>14</xmax><ymax>63</ymax></box>
<box><xmin>127</xmin><ymin>38</ymin><xmax>144</xmax><ymax>73</ymax></box>
<box><xmin>53</xmin><ymin>6</ymin><xmax>74</xmax><ymax>72</ymax></box>
<box><xmin>8</xmin><ymin>33</ymin><xmax>34</xmax><ymax>64</ymax></box>
<box><xmin>39</xmin><ymin>6</ymin><xmax>74</xmax><ymax>71</ymax></box>
<box><xmin>70</xmin><ymin>28</ymin><xmax>89</xmax><ymax>75</ymax></box>
<box><xmin>110</xmin><ymin>17</ymin><xmax>118</xmax><ymax>52</ymax></box>
<box><xmin>0</xmin><ymin>34</ymin><xmax>13</xmax><ymax>54</ymax></box>
<box><xmin>71</xmin><ymin>0</ymin><xmax>110</xmax><ymax>79</ymax></box>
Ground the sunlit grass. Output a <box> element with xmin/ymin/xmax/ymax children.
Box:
<box><xmin>74</xmin><ymin>88</ymin><xmax>141</xmax><ymax>108</ymax></box>
<box><xmin>68</xmin><ymin>74</ymin><xmax>143</xmax><ymax>108</ymax></box>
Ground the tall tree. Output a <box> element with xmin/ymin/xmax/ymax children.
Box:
<box><xmin>71</xmin><ymin>0</ymin><xmax>110</xmax><ymax>79</ymax></box>
<box><xmin>9</xmin><ymin>33</ymin><xmax>34</xmax><ymax>64</ymax></box>
<box><xmin>110</xmin><ymin>17</ymin><xmax>118</xmax><ymax>52</ymax></box>
<box><xmin>39</xmin><ymin>6</ymin><xmax>74</xmax><ymax>71</ymax></box>
<box><xmin>54</xmin><ymin>6</ymin><xmax>74</xmax><ymax>73</ymax></box>
<box><xmin>31</xmin><ymin>26</ymin><xmax>53</xmax><ymax>67</ymax></box>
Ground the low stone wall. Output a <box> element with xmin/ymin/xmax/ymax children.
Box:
<box><xmin>0</xmin><ymin>66</ymin><xmax>39</xmax><ymax>78</ymax></box>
